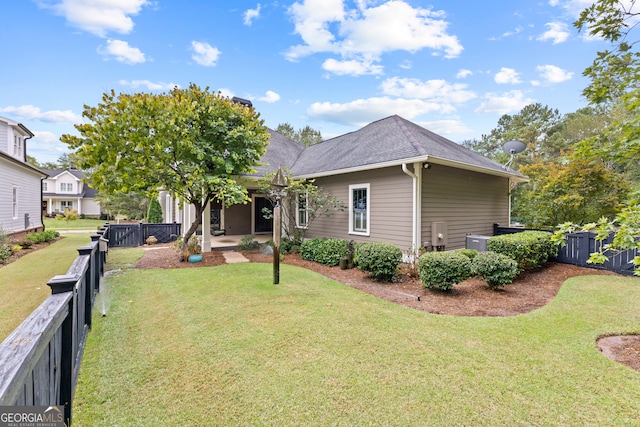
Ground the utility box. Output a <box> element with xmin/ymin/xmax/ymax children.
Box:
<box><xmin>431</xmin><ymin>222</ymin><xmax>447</xmax><ymax>249</ymax></box>
<box><xmin>466</xmin><ymin>235</ymin><xmax>491</xmax><ymax>252</ymax></box>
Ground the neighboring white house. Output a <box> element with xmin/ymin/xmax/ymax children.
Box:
<box><xmin>0</xmin><ymin>115</ymin><xmax>47</xmax><ymax>238</ymax></box>
<box><xmin>41</xmin><ymin>169</ymin><xmax>101</xmax><ymax>218</ymax></box>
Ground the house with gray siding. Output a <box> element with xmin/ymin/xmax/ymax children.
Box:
<box><xmin>0</xmin><ymin>115</ymin><xmax>46</xmax><ymax>238</ymax></box>
<box><xmin>168</xmin><ymin>115</ymin><xmax>526</xmax><ymax>252</ymax></box>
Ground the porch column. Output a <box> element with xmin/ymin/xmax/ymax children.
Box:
<box><xmin>201</xmin><ymin>201</ymin><xmax>211</xmax><ymax>252</ymax></box>
<box><xmin>77</xmin><ymin>197</ymin><xmax>82</xmax><ymax>215</ymax></box>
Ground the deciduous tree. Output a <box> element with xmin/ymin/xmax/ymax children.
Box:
<box><xmin>62</xmin><ymin>84</ymin><xmax>270</xmax><ymax>254</ymax></box>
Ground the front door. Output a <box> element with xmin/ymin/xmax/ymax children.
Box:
<box><xmin>254</xmin><ymin>197</ymin><xmax>273</xmax><ymax>233</ymax></box>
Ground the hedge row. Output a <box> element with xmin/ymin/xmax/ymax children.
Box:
<box><xmin>418</xmin><ymin>231</ymin><xmax>555</xmax><ymax>291</ymax></box>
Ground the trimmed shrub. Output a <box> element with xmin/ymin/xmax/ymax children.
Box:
<box><xmin>355</xmin><ymin>242</ymin><xmax>403</xmax><ymax>281</ymax></box>
<box><xmin>418</xmin><ymin>251</ymin><xmax>472</xmax><ymax>291</ymax></box>
<box><xmin>237</xmin><ymin>235</ymin><xmax>259</xmax><ymax>251</ymax></box>
<box><xmin>280</xmin><ymin>237</ymin><xmax>302</xmax><ymax>254</ymax></box>
<box><xmin>0</xmin><ymin>245</ymin><xmax>12</xmax><ymax>264</ymax></box>
<box><xmin>472</xmin><ymin>251</ymin><xmax>519</xmax><ymax>290</ymax></box>
<box><xmin>458</xmin><ymin>248</ymin><xmax>479</xmax><ymax>260</ymax></box>
<box><xmin>17</xmin><ymin>239</ymin><xmax>33</xmax><ymax>249</ymax></box>
<box><xmin>488</xmin><ymin>231</ymin><xmax>557</xmax><ymax>272</ymax></box>
<box><xmin>300</xmin><ymin>238</ymin><xmax>350</xmax><ymax>266</ymax></box>
<box><xmin>26</xmin><ymin>230</ymin><xmax>60</xmax><ymax>244</ymax></box>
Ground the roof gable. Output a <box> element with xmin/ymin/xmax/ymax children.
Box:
<box><xmin>283</xmin><ymin>115</ymin><xmax>524</xmax><ymax>180</ymax></box>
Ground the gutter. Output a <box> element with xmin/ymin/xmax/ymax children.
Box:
<box><xmin>402</xmin><ymin>161</ymin><xmax>423</xmax><ymax>253</ymax></box>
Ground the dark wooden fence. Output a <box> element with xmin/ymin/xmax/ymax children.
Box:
<box><xmin>0</xmin><ymin>228</ymin><xmax>108</xmax><ymax>426</ymax></box>
<box><xmin>493</xmin><ymin>224</ymin><xmax>638</xmax><ymax>276</ymax></box>
<box><xmin>105</xmin><ymin>222</ymin><xmax>181</xmax><ymax>247</ymax></box>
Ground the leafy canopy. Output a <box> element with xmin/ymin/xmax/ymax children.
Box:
<box><xmin>62</xmin><ymin>84</ymin><xmax>270</xmax><ymax>249</ymax></box>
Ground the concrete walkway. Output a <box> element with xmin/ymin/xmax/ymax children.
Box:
<box><xmin>222</xmin><ymin>251</ymin><xmax>249</xmax><ymax>263</ymax></box>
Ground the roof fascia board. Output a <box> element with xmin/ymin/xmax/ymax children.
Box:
<box><xmin>292</xmin><ymin>155</ymin><xmax>528</xmax><ymax>182</ymax></box>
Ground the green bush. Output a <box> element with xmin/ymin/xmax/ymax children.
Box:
<box><xmin>0</xmin><ymin>244</ymin><xmax>12</xmax><ymax>263</ymax></box>
<box><xmin>300</xmin><ymin>238</ymin><xmax>350</xmax><ymax>266</ymax></box>
<box><xmin>147</xmin><ymin>198</ymin><xmax>163</xmax><ymax>223</ymax></box>
<box><xmin>458</xmin><ymin>249</ymin><xmax>479</xmax><ymax>260</ymax></box>
<box><xmin>355</xmin><ymin>242</ymin><xmax>403</xmax><ymax>281</ymax></box>
<box><xmin>26</xmin><ymin>230</ymin><xmax>60</xmax><ymax>244</ymax></box>
<box><xmin>17</xmin><ymin>239</ymin><xmax>33</xmax><ymax>249</ymax></box>
<box><xmin>488</xmin><ymin>231</ymin><xmax>557</xmax><ymax>272</ymax></box>
<box><xmin>418</xmin><ymin>251</ymin><xmax>472</xmax><ymax>291</ymax></box>
<box><xmin>237</xmin><ymin>235</ymin><xmax>260</xmax><ymax>251</ymax></box>
<box><xmin>280</xmin><ymin>237</ymin><xmax>302</xmax><ymax>254</ymax></box>
<box><xmin>472</xmin><ymin>251</ymin><xmax>519</xmax><ymax>290</ymax></box>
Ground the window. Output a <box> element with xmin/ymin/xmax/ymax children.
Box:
<box><xmin>349</xmin><ymin>183</ymin><xmax>370</xmax><ymax>235</ymax></box>
<box><xmin>60</xmin><ymin>182</ymin><xmax>73</xmax><ymax>192</ymax></box>
<box><xmin>12</xmin><ymin>187</ymin><xmax>18</xmax><ymax>219</ymax></box>
<box><xmin>13</xmin><ymin>136</ymin><xmax>22</xmax><ymax>157</ymax></box>
<box><xmin>42</xmin><ymin>181</ymin><xmax>48</xmax><ymax>192</ymax></box>
<box><xmin>60</xmin><ymin>200</ymin><xmax>73</xmax><ymax>211</ymax></box>
<box><xmin>296</xmin><ymin>192</ymin><xmax>308</xmax><ymax>228</ymax></box>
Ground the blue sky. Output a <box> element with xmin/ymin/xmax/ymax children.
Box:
<box><xmin>1</xmin><ymin>0</ymin><xmax>608</xmax><ymax>163</ymax></box>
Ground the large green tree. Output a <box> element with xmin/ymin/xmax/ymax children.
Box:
<box><xmin>514</xmin><ymin>158</ymin><xmax>630</xmax><ymax>227</ymax></box>
<box><xmin>276</xmin><ymin>122</ymin><xmax>323</xmax><ymax>146</ymax></box>
<box><xmin>62</xmin><ymin>84</ymin><xmax>270</xmax><ymax>253</ymax></box>
<box><xmin>462</xmin><ymin>103</ymin><xmax>565</xmax><ymax>168</ymax></box>
<box><xmin>554</xmin><ymin>0</ymin><xmax>640</xmax><ymax>273</ymax></box>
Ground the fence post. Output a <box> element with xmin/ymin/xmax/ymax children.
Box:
<box><xmin>78</xmin><ymin>245</ymin><xmax>95</xmax><ymax>330</ymax></box>
<box><xmin>46</xmin><ymin>275</ymin><xmax>77</xmax><ymax>426</ymax></box>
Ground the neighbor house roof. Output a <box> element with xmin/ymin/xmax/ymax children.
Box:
<box><xmin>254</xmin><ymin>115</ymin><xmax>527</xmax><ymax>182</ymax></box>
<box><xmin>42</xmin><ymin>169</ymin><xmax>98</xmax><ymax>198</ymax></box>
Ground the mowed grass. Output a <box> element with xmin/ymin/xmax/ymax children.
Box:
<box><xmin>74</xmin><ymin>259</ymin><xmax>640</xmax><ymax>426</ymax></box>
<box><xmin>44</xmin><ymin>217</ymin><xmax>106</xmax><ymax>231</ymax></box>
<box><xmin>0</xmin><ymin>233</ymin><xmax>94</xmax><ymax>340</ymax></box>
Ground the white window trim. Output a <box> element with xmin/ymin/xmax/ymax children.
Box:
<box><xmin>60</xmin><ymin>200</ymin><xmax>74</xmax><ymax>211</ymax></box>
<box><xmin>12</xmin><ymin>186</ymin><xmax>18</xmax><ymax>219</ymax></box>
<box><xmin>42</xmin><ymin>181</ymin><xmax>48</xmax><ymax>192</ymax></box>
<box><xmin>60</xmin><ymin>182</ymin><xmax>73</xmax><ymax>193</ymax></box>
<box><xmin>349</xmin><ymin>183</ymin><xmax>370</xmax><ymax>236</ymax></box>
<box><xmin>295</xmin><ymin>192</ymin><xmax>309</xmax><ymax>229</ymax></box>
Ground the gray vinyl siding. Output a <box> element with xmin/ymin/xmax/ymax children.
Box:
<box><xmin>0</xmin><ymin>157</ymin><xmax>44</xmax><ymax>234</ymax></box>
<box><xmin>0</xmin><ymin>122</ymin><xmax>8</xmax><ymax>154</ymax></box>
<box><xmin>421</xmin><ymin>164</ymin><xmax>509</xmax><ymax>250</ymax></box>
<box><xmin>305</xmin><ymin>166</ymin><xmax>415</xmax><ymax>249</ymax></box>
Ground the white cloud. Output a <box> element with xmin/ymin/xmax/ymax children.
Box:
<box><xmin>494</xmin><ymin>67</ymin><xmax>521</xmax><ymax>84</ymax></box>
<box><xmin>307</xmin><ymin>97</ymin><xmax>450</xmax><ymax>127</ymax></box>
<box><xmin>32</xmin><ymin>131</ymin><xmax>59</xmax><ymax>143</ymax></box>
<box><xmin>217</xmin><ymin>88</ymin><xmax>235</xmax><ymax>99</ymax></box>
<box><xmin>119</xmin><ymin>80</ymin><xmax>180</xmax><ymax>91</ymax></box>
<box><xmin>286</xmin><ymin>0</ymin><xmax>463</xmax><ymax>74</ymax></box>
<box><xmin>537</xmin><ymin>22</ymin><xmax>570</xmax><ymax>44</ymax></box>
<box><xmin>536</xmin><ymin>64</ymin><xmax>574</xmax><ymax>83</ymax></box>
<box><xmin>380</xmin><ymin>77</ymin><xmax>476</xmax><ymax>104</ymax></box>
<box><xmin>98</xmin><ymin>39</ymin><xmax>146</xmax><ymax>64</ymax></box>
<box><xmin>456</xmin><ymin>69</ymin><xmax>472</xmax><ymax>79</ymax></box>
<box><xmin>257</xmin><ymin>90</ymin><xmax>281</xmax><ymax>103</ymax></box>
<box><xmin>322</xmin><ymin>58</ymin><xmax>384</xmax><ymax>76</ymax></box>
<box><xmin>38</xmin><ymin>0</ymin><xmax>149</xmax><ymax>37</ymax></box>
<box><xmin>244</xmin><ymin>4</ymin><xmax>261</xmax><ymax>26</ymax></box>
<box><xmin>399</xmin><ymin>60</ymin><xmax>412</xmax><ymax>70</ymax></box>
<box><xmin>416</xmin><ymin>119</ymin><xmax>473</xmax><ymax>136</ymax></box>
<box><xmin>191</xmin><ymin>41</ymin><xmax>221</xmax><ymax>67</ymax></box>
<box><xmin>475</xmin><ymin>90</ymin><xmax>534</xmax><ymax>114</ymax></box>
<box><xmin>0</xmin><ymin>105</ymin><xmax>81</xmax><ymax>124</ymax></box>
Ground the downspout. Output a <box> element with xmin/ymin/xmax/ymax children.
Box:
<box><xmin>402</xmin><ymin>162</ymin><xmax>423</xmax><ymax>253</ymax></box>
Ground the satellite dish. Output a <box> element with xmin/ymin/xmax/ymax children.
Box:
<box><xmin>502</xmin><ymin>140</ymin><xmax>526</xmax><ymax>155</ymax></box>
<box><xmin>501</xmin><ymin>140</ymin><xmax>526</xmax><ymax>169</ymax></box>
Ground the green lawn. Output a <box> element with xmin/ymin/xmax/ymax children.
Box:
<box><xmin>74</xmin><ymin>255</ymin><xmax>640</xmax><ymax>426</ymax></box>
<box><xmin>44</xmin><ymin>217</ymin><xmax>107</xmax><ymax>231</ymax></box>
<box><xmin>0</xmin><ymin>233</ymin><xmax>94</xmax><ymax>340</ymax></box>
